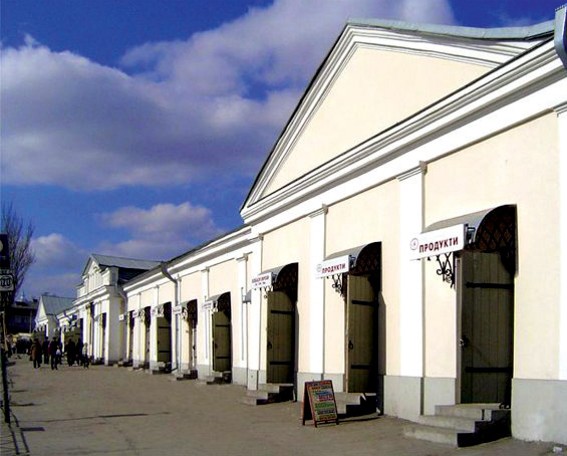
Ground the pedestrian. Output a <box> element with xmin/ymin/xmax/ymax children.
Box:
<box><xmin>66</xmin><ymin>339</ymin><xmax>76</xmax><ymax>366</ymax></box>
<box><xmin>49</xmin><ymin>338</ymin><xmax>59</xmax><ymax>370</ymax></box>
<box><xmin>42</xmin><ymin>338</ymin><xmax>50</xmax><ymax>365</ymax></box>
<box><xmin>76</xmin><ymin>338</ymin><xmax>84</xmax><ymax>366</ymax></box>
<box><xmin>30</xmin><ymin>338</ymin><xmax>42</xmax><ymax>368</ymax></box>
<box><xmin>82</xmin><ymin>343</ymin><xmax>89</xmax><ymax>369</ymax></box>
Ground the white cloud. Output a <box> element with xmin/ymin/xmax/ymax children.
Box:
<box><xmin>97</xmin><ymin>201</ymin><xmax>223</xmax><ymax>260</ymax></box>
<box><xmin>1</xmin><ymin>0</ymin><xmax>455</xmax><ymax>191</ymax></box>
<box><xmin>25</xmin><ymin>233</ymin><xmax>87</xmax><ymax>298</ymax></box>
<box><xmin>31</xmin><ymin>233</ymin><xmax>87</xmax><ymax>270</ymax></box>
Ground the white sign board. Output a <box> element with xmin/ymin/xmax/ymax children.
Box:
<box><xmin>172</xmin><ymin>306</ymin><xmax>183</xmax><ymax>315</ymax></box>
<box><xmin>315</xmin><ymin>255</ymin><xmax>351</xmax><ymax>278</ymax></box>
<box><xmin>409</xmin><ymin>224</ymin><xmax>466</xmax><ymax>260</ymax></box>
<box><xmin>251</xmin><ymin>272</ymin><xmax>273</xmax><ymax>289</ymax></box>
<box><xmin>202</xmin><ymin>300</ymin><xmax>213</xmax><ymax>310</ymax></box>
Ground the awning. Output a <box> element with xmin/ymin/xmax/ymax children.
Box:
<box><xmin>251</xmin><ymin>263</ymin><xmax>298</xmax><ymax>290</ymax></box>
<box><xmin>202</xmin><ymin>292</ymin><xmax>230</xmax><ymax>311</ymax></box>
<box><xmin>316</xmin><ymin>243</ymin><xmax>378</xmax><ymax>278</ymax></box>
<box><xmin>410</xmin><ymin>205</ymin><xmax>515</xmax><ymax>260</ymax></box>
<box><xmin>202</xmin><ymin>294</ymin><xmax>222</xmax><ymax>310</ymax></box>
<box><xmin>251</xmin><ymin>266</ymin><xmax>284</xmax><ymax>289</ymax></box>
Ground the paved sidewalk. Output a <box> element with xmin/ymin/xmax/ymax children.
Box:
<box><xmin>2</xmin><ymin>358</ymin><xmax>564</xmax><ymax>455</ymax></box>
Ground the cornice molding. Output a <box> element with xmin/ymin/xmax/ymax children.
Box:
<box><xmin>397</xmin><ymin>162</ymin><xmax>427</xmax><ymax>181</ymax></box>
<box><xmin>554</xmin><ymin>102</ymin><xmax>567</xmax><ymax>115</ymax></box>
<box><xmin>309</xmin><ymin>205</ymin><xmax>328</xmax><ymax>218</ymax></box>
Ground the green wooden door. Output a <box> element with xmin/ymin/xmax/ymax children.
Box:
<box><xmin>267</xmin><ymin>291</ymin><xmax>295</xmax><ymax>384</ymax></box>
<box><xmin>212</xmin><ymin>309</ymin><xmax>232</xmax><ymax>372</ymax></box>
<box><xmin>346</xmin><ymin>275</ymin><xmax>377</xmax><ymax>393</ymax></box>
<box><xmin>157</xmin><ymin>312</ymin><xmax>171</xmax><ymax>364</ymax></box>
<box><xmin>460</xmin><ymin>251</ymin><xmax>514</xmax><ymax>405</ymax></box>
<box><xmin>144</xmin><ymin>308</ymin><xmax>151</xmax><ymax>367</ymax></box>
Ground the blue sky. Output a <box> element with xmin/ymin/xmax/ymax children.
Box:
<box><xmin>1</xmin><ymin>0</ymin><xmax>564</xmax><ymax>299</ymax></box>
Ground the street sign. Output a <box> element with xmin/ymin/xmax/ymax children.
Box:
<box><xmin>0</xmin><ymin>273</ymin><xmax>14</xmax><ymax>292</ymax></box>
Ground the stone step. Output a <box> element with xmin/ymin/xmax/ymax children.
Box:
<box><xmin>416</xmin><ymin>414</ymin><xmax>478</xmax><ymax>432</ymax></box>
<box><xmin>239</xmin><ymin>395</ymin><xmax>265</xmax><ymax>406</ymax></box>
<box><xmin>406</xmin><ymin>404</ymin><xmax>511</xmax><ymax>447</ymax></box>
<box><xmin>205</xmin><ymin>371</ymin><xmax>232</xmax><ymax>385</ymax></box>
<box><xmin>258</xmin><ymin>383</ymin><xmax>293</xmax><ymax>394</ymax></box>
<box><xmin>242</xmin><ymin>383</ymin><xmax>294</xmax><ymax>406</ymax></box>
<box><xmin>435</xmin><ymin>403</ymin><xmax>503</xmax><ymax>421</ymax></box>
<box><xmin>404</xmin><ymin>423</ymin><xmax>460</xmax><ymax>446</ymax></box>
<box><xmin>170</xmin><ymin>370</ymin><xmax>198</xmax><ymax>382</ymax></box>
<box><xmin>335</xmin><ymin>393</ymin><xmax>378</xmax><ymax>417</ymax></box>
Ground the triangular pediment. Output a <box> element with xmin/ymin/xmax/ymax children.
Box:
<box><xmin>241</xmin><ymin>20</ymin><xmax>549</xmax><ymax>220</ymax></box>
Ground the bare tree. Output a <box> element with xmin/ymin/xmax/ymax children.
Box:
<box><xmin>1</xmin><ymin>202</ymin><xmax>36</xmax><ymax>299</ymax></box>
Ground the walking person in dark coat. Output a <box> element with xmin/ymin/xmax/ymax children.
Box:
<box><xmin>30</xmin><ymin>339</ymin><xmax>42</xmax><ymax>368</ymax></box>
<box><xmin>82</xmin><ymin>343</ymin><xmax>90</xmax><ymax>369</ymax></box>
<box><xmin>76</xmin><ymin>338</ymin><xmax>84</xmax><ymax>366</ymax></box>
<box><xmin>42</xmin><ymin>338</ymin><xmax>50</xmax><ymax>365</ymax></box>
<box><xmin>66</xmin><ymin>339</ymin><xmax>76</xmax><ymax>366</ymax></box>
<box><xmin>49</xmin><ymin>338</ymin><xmax>59</xmax><ymax>370</ymax></box>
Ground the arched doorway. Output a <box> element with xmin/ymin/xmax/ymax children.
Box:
<box><xmin>212</xmin><ymin>292</ymin><xmax>232</xmax><ymax>374</ymax></box>
<box><xmin>458</xmin><ymin>205</ymin><xmax>516</xmax><ymax>406</ymax></box>
<box><xmin>266</xmin><ymin>263</ymin><xmax>298</xmax><ymax>386</ymax></box>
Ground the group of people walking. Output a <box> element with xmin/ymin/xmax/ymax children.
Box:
<box><xmin>29</xmin><ymin>337</ymin><xmax>90</xmax><ymax>369</ymax></box>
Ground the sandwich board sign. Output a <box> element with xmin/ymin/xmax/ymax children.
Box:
<box><xmin>302</xmin><ymin>380</ymin><xmax>339</xmax><ymax>427</ymax></box>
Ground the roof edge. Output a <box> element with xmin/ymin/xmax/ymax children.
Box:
<box><xmin>346</xmin><ymin>18</ymin><xmax>554</xmax><ymax>41</ymax></box>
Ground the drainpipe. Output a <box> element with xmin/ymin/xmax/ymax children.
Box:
<box><xmin>160</xmin><ymin>262</ymin><xmax>179</xmax><ymax>372</ymax></box>
<box><xmin>555</xmin><ymin>4</ymin><xmax>567</xmax><ymax>68</ymax></box>
<box><xmin>116</xmin><ymin>287</ymin><xmax>129</xmax><ymax>363</ymax></box>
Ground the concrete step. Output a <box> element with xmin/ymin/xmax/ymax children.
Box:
<box><xmin>404</xmin><ymin>423</ymin><xmax>460</xmax><ymax>446</ymax></box>
<box><xmin>241</xmin><ymin>383</ymin><xmax>294</xmax><ymax>406</ymax></box>
<box><xmin>417</xmin><ymin>414</ymin><xmax>477</xmax><ymax>432</ymax></box>
<box><xmin>170</xmin><ymin>370</ymin><xmax>198</xmax><ymax>381</ymax></box>
<box><xmin>205</xmin><ymin>371</ymin><xmax>232</xmax><ymax>385</ymax></box>
<box><xmin>406</xmin><ymin>404</ymin><xmax>511</xmax><ymax>447</ymax></box>
<box><xmin>435</xmin><ymin>403</ymin><xmax>503</xmax><ymax>421</ymax></box>
<box><xmin>335</xmin><ymin>393</ymin><xmax>378</xmax><ymax>417</ymax></box>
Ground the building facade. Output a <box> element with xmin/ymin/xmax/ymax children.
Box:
<box><xmin>61</xmin><ymin>6</ymin><xmax>567</xmax><ymax>445</ymax></box>
<box><xmin>73</xmin><ymin>254</ymin><xmax>161</xmax><ymax>365</ymax></box>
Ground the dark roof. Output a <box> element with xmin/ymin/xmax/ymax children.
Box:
<box><xmin>39</xmin><ymin>295</ymin><xmax>75</xmax><ymax>316</ymax></box>
<box><xmin>82</xmin><ymin>254</ymin><xmax>162</xmax><ymax>276</ymax></box>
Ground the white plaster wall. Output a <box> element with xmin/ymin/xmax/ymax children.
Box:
<box><xmin>324</xmin><ymin>180</ymin><xmax>401</xmax><ymax>376</ymax></box>
<box><xmin>157</xmin><ymin>281</ymin><xmax>175</xmax><ymax>305</ymax></box>
<box><xmin>209</xmin><ymin>259</ymin><xmax>240</xmax><ymax>371</ymax></box>
<box><xmin>266</xmin><ymin>47</ymin><xmax>488</xmax><ymax>195</ymax></box>
<box><xmin>424</xmin><ymin>113</ymin><xmax>560</xmax><ymax>380</ymax></box>
<box><xmin>261</xmin><ymin>218</ymin><xmax>310</xmax><ymax>373</ymax></box>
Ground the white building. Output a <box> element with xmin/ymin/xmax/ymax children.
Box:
<box><xmin>34</xmin><ymin>294</ymin><xmax>74</xmax><ymax>341</ymax></box>
<box><xmin>73</xmin><ymin>254</ymin><xmax>161</xmax><ymax>365</ymax></box>
<box><xmin>84</xmin><ymin>6</ymin><xmax>567</xmax><ymax>446</ymax></box>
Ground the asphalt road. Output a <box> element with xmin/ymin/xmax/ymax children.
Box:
<box><xmin>2</xmin><ymin>358</ymin><xmax>561</xmax><ymax>455</ymax></box>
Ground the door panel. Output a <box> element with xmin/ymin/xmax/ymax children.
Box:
<box><xmin>267</xmin><ymin>291</ymin><xmax>295</xmax><ymax>384</ymax></box>
<box><xmin>212</xmin><ymin>310</ymin><xmax>231</xmax><ymax>372</ymax></box>
<box><xmin>346</xmin><ymin>275</ymin><xmax>377</xmax><ymax>393</ymax></box>
<box><xmin>157</xmin><ymin>317</ymin><xmax>171</xmax><ymax>363</ymax></box>
<box><xmin>460</xmin><ymin>251</ymin><xmax>514</xmax><ymax>404</ymax></box>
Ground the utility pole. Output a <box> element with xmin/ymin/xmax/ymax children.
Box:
<box><xmin>0</xmin><ymin>232</ymin><xmax>13</xmax><ymax>424</ymax></box>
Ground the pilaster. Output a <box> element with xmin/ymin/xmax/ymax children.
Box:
<box><xmin>397</xmin><ymin>164</ymin><xmax>426</xmax><ymax>378</ymax></box>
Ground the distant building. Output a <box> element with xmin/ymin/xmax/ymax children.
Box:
<box><xmin>6</xmin><ymin>296</ymin><xmax>38</xmax><ymax>335</ymax></box>
<box><xmin>35</xmin><ymin>294</ymin><xmax>75</xmax><ymax>341</ymax></box>
<box><xmin>72</xmin><ymin>254</ymin><xmax>161</xmax><ymax>365</ymax></box>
